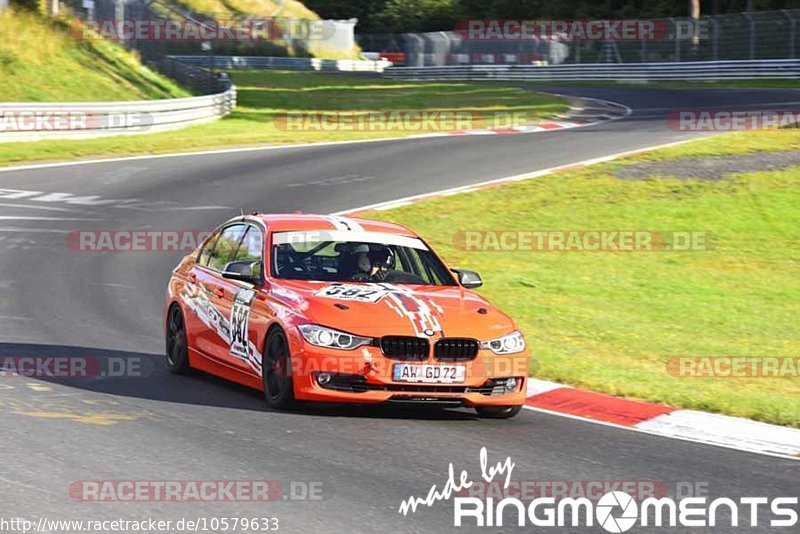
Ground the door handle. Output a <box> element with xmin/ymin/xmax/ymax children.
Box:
<box><xmin>187</xmin><ymin>273</ymin><xmax>197</xmax><ymax>283</ymax></box>
<box><xmin>214</xmin><ymin>287</ymin><xmax>225</xmax><ymax>299</ymax></box>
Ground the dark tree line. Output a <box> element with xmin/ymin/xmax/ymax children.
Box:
<box><xmin>302</xmin><ymin>0</ymin><xmax>800</xmax><ymax>33</ymax></box>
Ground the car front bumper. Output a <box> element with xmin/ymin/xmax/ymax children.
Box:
<box><xmin>287</xmin><ymin>331</ymin><xmax>530</xmax><ymax>406</ymax></box>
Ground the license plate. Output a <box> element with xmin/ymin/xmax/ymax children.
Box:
<box><xmin>392</xmin><ymin>364</ymin><xmax>466</xmax><ymax>384</ymax></box>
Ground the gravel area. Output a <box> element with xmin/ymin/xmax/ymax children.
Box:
<box><xmin>614</xmin><ymin>150</ymin><xmax>800</xmax><ymax>180</ymax></box>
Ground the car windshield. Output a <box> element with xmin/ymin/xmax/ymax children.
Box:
<box><xmin>271</xmin><ymin>231</ymin><xmax>456</xmax><ymax>286</ymax></box>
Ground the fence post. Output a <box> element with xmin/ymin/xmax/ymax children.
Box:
<box><xmin>670</xmin><ymin>18</ymin><xmax>681</xmax><ymax>61</ymax></box>
<box><xmin>710</xmin><ymin>17</ymin><xmax>719</xmax><ymax>61</ymax></box>
<box><xmin>783</xmin><ymin>10</ymin><xmax>797</xmax><ymax>59</ymax></box>
<box><xmin>744</xmin><ymin>13</ymin><xmax>756</xmax><ymax>60</ymax></box>
<box><xmin>115</xmin><ymin>0</ymin><xmax>125</xmax><ymax>45</ymax></box>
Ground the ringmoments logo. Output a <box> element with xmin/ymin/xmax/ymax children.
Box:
<box><xmin>398</xmin><ymin>448</ymin><xmax>799</xmax><ymax>530</ymax></box>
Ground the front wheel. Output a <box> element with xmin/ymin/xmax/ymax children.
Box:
<box><xmin>262</xmin><ymin>329</ymin><xmax>296</xmax><ymax>410</ymax></box>
<box><xmin>475</xmin><ymin>405</ymin><xmax>522</xmax><ymax>419</ymax></box>
<box><xmin>165</xmin><ymin>305</ymin><xmax>191</xmax><ymax>374</ymax></box>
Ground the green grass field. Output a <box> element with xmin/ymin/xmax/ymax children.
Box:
<box><xmin>366</xmin><ymin>129</ymin><xmax>800</xmax><ymax>427</ymax></box>
<box><xmin>0</xmin><ymin>70</ymin><xmax>567</xmax><ymax>167</ymax></box>
<box><xmin>0</xmin><ymin>9</ymin><xmax>188</xmax><ymax>101</ymax></box>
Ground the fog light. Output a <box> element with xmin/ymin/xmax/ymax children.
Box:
<box><xmin>317</xmin><ymin>372</ymin><xmax>333</xmax><ymax>386</ymax></box>
<box><xmin>504</xmin><ymin>378</ymin><xmax>518</xmax><ymax>391</ymax></box>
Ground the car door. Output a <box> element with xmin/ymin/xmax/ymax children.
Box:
<box><xmin>222</xmin><ymin>224</ymin><xmax>267</xmax><ymax>376</ymax></box>
<box><xmin>188</xmin><ymin>223</ymin><xmax>248</xmax><ymax>363</ymax></box>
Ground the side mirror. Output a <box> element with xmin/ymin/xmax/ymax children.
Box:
<box><xmin>452</xmin><ymin>268</ymin><xmax>482</xmax><ymax>289</ymax></box>
<box><xmin>222</xmin><ymin>261</ymin><xmax>261</xmax><ymax>285</ymax></box>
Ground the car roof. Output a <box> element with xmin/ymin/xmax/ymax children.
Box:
<box><xmin>231</xmin><ymin>213</ymin><xmax>418</xmax><ymax>237</ymax></box>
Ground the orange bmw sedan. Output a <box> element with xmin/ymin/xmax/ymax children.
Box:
<box><xmin>165</xmin><ymin>214</ymin><xmax>530</xmax><ymax>418</ymax></box>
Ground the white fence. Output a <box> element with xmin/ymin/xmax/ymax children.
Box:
<box><xmin>383</xmin><ymin>59</ymin><xmax>800</xmax><ymax>82</ymax></box>
<box><xmin>0</xmin><ymin>87</ymin><xmax>236</xmax><ymax>143</ymax></box>
<box><xmin>170</xmin><ymin>55</ymin><xmax>392</xmax><ymax>73</ymax></box>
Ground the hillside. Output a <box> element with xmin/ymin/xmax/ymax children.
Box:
<box><xmin>0</xmin><ymin>8</ymin><xmax>190</xmax><ymax>101</ymax></box>
<box><xmin>174</xmin><ymin>0</ymin><xmax>318</xmax><ymax>19</ymax></box>
<box><xmin>169</xmin><ymin>0</ymin><xmax>357</xmax><ymax>58</ymax></box>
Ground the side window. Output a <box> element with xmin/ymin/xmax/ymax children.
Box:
<box><xmin>420</xmin><ymin>252</ymin><xmax>455</xmax><ymax>285</ymax></box>
<box><xmin>207</xmin><ymin>224</ymin><xmax>247</xmax><ymax>271</ymax></box>
<box><xmin>198</xmin><ymin>233</ymin><xmax>219</xmax><ymax>267</ymax></box>
<box><xmin>234</xmin><ymin>226</ymin><xmax>265</xmax><ymax>278</ymax></box>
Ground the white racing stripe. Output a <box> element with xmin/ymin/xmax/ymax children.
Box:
<box><xmin>328</xmin><ymin>216</ymin><xmax>364</xmax><ymax>232</ymax></box>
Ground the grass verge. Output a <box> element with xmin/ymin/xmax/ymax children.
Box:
<box><xmin>365</xmin><ymin>129</ymin><xmax>800</xmax><ymax>427</ymax></box>
<box><xmin>0</xmin><ymin>70</ymin><xmax>568</xmax><ymax>167</ymax></box>
<box><xmin>0</xmin><ymin>8</ymin><xmax>188</xmax><ymax>101</ymax></box>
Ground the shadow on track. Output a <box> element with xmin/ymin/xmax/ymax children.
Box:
<box><xmin>0</xmin><ymin>342</ymin><xmax>480</xmax><ymax>421</ymax></box>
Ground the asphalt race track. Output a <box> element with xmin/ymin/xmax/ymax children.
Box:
<box><xmin>0</xmin><ymin>87</ymin><xmax>798</xmax><ymax>533</ymax></box>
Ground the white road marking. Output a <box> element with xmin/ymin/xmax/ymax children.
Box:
<box><xmin>0</xmin><ymin>227</ymin><xmax>70</xmax><ymax>233</ymax></box>
<box><xmin>86</xmin><ymin>282</ymin><xmax>134</xmax><ymax>289</ymax></box>
<box><xmin>0</xmin><ymin>188</ymin><xmax>229</xmax><ymax>211</ymax></box>
<box><xmin>0</xmin><ymin>203</ymin><xmax>83</xmax><ymax>213</ymax></box>
<box><xmin>165</xmin><ymin>205</ymin><xmax>232</xmax><ymax>211</ymax></box>
<box><xmin>0</xmin><ymin>216</ymin><xmax>100</xmax><ymax>221</ymax></box>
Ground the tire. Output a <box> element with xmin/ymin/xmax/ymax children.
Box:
<box><xmin>262</xmin><ymin>328</ymin><xmax>296</xmax><ymax>410</ymax></box>
<box><xmin>165</xmin><ymin>305</ymin><xmax>192</xmax><ymax>374</ymax></box>
<box><xmin>475</xmin><ymin>405</ymin><xmax>522</xmax><ymax>419</ymax></box>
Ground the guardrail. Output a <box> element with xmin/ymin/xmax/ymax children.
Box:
<box><xmin>0</xmin><ymin>87</ymin><xmax>236</xmax><ymax>143</ymax></box>
<box><xmin>169</xmin><ymin>55</ymin><xmax>393</xmax><ymax>73</ymax></box>
<box><xmin>383</xmin><ymin>59</ymin><xmax>800</xmax><ymax>82</ymax></box>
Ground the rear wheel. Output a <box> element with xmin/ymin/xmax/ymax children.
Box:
<box><xmin>263</xmin><ymin>328</ymin><xmax>296</xmax><ymax>410</ymax></box>
<box><xmin>165</xmin><ymin>305</ymin><xmax>191</xmax><ymax>374</ymax></box>
<box><xmin>475</xmin><ymin>405</ymin><xmax>522</xmax><ymax>419</ymax></box>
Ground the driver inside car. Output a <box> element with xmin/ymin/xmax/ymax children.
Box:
<box><xmin>351</xmin><ymin>245</ymin><xmax>392</xmax><ymax>282</ymax></box>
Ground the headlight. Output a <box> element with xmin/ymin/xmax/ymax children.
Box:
<box><xmin>480</xmin><ymin>330</ymin><xmax>526</xmax><ymax>354</ymax></box>
<box><xmin>297</xmin><ymin>324</ymin><xmax>372</xmax><ymax>351</ymax></box>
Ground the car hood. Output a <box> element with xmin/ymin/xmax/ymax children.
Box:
<box><xmin>270</xmin><ymin>280</ymin><xmax>516</xmax><ymax>340</ymax></box>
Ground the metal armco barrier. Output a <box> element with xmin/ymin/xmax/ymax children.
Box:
<box><xmin>383</xmin><ymin>59</ymin><xmax>800</xmax><ymax>81</ymax></box>
<box><xmin>169</xmin><ymin>55</ymin><xmax>392</xmax><ymax>73</ymax></box>
<box><xmin>0</xmin><ymin>87</ymin><xmax>236</xmax><ymax>143</ymax></box>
